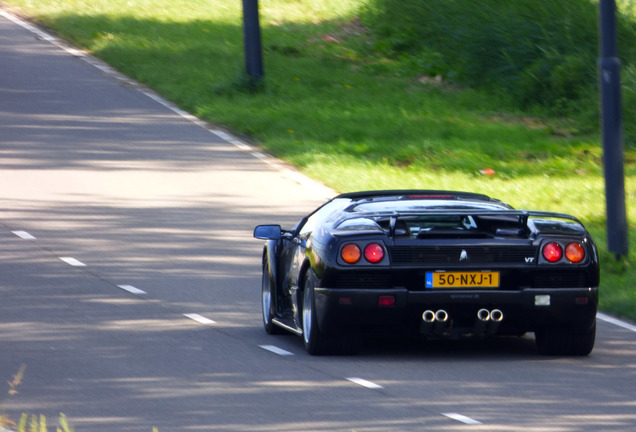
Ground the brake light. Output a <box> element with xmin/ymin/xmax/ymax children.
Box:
<box><xmin>565</xmin><ymin>243</ymin><xmax>585</xmax><ymax>263</ymax></box>
<box><xmin>378</xmin><ymin>295</ymin><xmax>395</xmax><ymax>306</ymax></box>
<box><xmin>542</xmin><ymin>242</ymin><xmax>563</xmax><ymax>262</ymax></box>
<box><xmin>364</xmin><ymin>243</ymin><xmax>385</xmax><ymax>263</ymax></box>
<box><xmin>341</xmin><ymin>244</ymin><xmax>361</xmax><ymax>264</ymax></box>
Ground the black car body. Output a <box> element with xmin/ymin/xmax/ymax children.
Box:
<box><xmin>254</xmin><ymin>190</ymin><xmax>599</xmax><ymax>355</ymax></box>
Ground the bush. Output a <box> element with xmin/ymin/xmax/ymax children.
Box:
<box><xmin>361</xmin><ymin>0</ymin><xmax>636</xmax><ymax>129</ymax></box>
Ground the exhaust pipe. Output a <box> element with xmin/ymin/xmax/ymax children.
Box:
<box><xmin>488</xmin><ymin>309</ymin><xmax>504</xmax><ymax>334</ymax></box>
<box><xmin>474</xmin><ymin>308</ymin><xmax>490</xmax><ymax>334</ymax></box>
<box><xmin>435</xmin><ymin>309</ymin><xmax>449</xmax><ymax>323</ymax></box>
<box><xmin>434</xmin><ymin>309</ymin><xmax>450</xmax><ymax>334</ymax></box>
<box><xmin>422</xmin><ymin>310</ymin><xmax>436</xmax><ymax>323</ymax></box>
<box><xmin>477</xmin><ymin>308</ymin><xmax>490</xmax><ymax>322</ymax></box>
<box><xmin>420</xmin><ymin>310</ymin><xmax>436</xmax><ymax>334</ymax></box>
<box><xmin>490</xmin><ymin>309</ymin><xmax>503</xmax><ymax>322</ymax></box>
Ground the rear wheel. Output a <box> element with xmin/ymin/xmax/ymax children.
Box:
<box><xmin>302</xmin><ymin>270</ymin><xmax>333</xmax><ymax>355</ymax></box>
<box><xmin>262</xmin><ymin>257</ymin><xmax>284</xmax><ymax>335</ymax></box>
<box><xmin>535</xmin><ymin>320</ymin><xmax>596</xmax><ymax>356</ymax></box>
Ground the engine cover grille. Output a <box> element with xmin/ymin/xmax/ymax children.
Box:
<box><xmin>389</xmin><ymin>245</ymin><xmax>537</xmax><ymax>266</ymax></box>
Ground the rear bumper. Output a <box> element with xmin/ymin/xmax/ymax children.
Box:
<box><xmin>313</xmin><ymin>286</ymin><xmax>598</xmax><ymax>336</ymax></box>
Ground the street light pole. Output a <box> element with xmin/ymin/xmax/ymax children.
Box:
<box><xmin>598</xmin><ymin>0</ymin><xmax>628</xmax><ymax>257</ymax></box>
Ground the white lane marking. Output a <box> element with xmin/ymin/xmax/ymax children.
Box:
<box><xmin>183</xmin><ymin>313</ymin><xmax>216</xmax><ymax>325</ymax></box>
<box><xmin>117</xmin><ymin>285</ymin><xmax>147</xmax><ymax>295</ymax></box>
<box><xmin>443</xmin><ymin>413</ymin><xmax>482</xmax><ymax>425</ymax></box>
<box><xmin>597</xmin><ymin>312</ymin><xmax>636</xmax><ymax>333</ymax></box>
<box><xmin>209</xmin><ymin>130</ymin><xmax>254</xmax><ymax>151</ymax></box>
<box><xmin>59</xmin><ymin>257</ymin><xmax>86</xmax><ymax>267</ymax></box>
<box><xmin>12</xmin><ymin>231</ymin><xmax>36</xmax><ymax>240</ymax></box>
<box><xmin>259</xmin><ymin>345</ymin><xmax>294</xmax><ymax>356</ymax></box>
<box><xmin>346</xmin><ymin>377</ymin><xmax>383</xmax><ymax>389</ymax></box>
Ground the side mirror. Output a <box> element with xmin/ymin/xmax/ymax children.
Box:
<box><xmin>254</xmin><ymin>225</ymin><xmax>282</xmax><ymax>240</ymax></box>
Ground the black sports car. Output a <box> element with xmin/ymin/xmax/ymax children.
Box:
<box><xmin>254</xmin><ymin>190</ymin><xmax>599</xmax><ymax>355</ymax></box>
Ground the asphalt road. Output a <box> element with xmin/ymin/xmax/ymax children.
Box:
<box><xmin>1</xmin><ymin>8</ymin><xmax>635</xmax><ymax>432</ymax></box>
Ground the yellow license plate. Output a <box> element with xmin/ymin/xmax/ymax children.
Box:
<box><xmin>425</xmin><ymin>271</ymin><xmax>499</xmax><ymax>288</ymax></box>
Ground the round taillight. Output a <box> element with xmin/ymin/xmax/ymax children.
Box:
<box><xmin>341</xmin><ymin>244</ymin><xmax>361</xmax><ymax>264</ymax></box>
<box><xmin>364</xmin><ymin>243</ymin><xmax>385</xmax><ymax>264</ymax></box>
<box><xmin>542</xmin><ymin>242</ymin><xmax>563</xmax><ymax>262</ymax></box>
<box><xmin>565</xmin><ymin>243</ymin><xmax>585</xmax><ymax>263</ymax></box>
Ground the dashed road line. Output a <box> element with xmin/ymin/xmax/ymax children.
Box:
<box><xmin>117</xmin><ymin>285</ymin><xmax>147</xmax><ymax>295</ymax></box>
<box><xmin>183</xmin><ymin>313</ymin><xmax>216</xmax><ymax>325</ymax></box>
<box><xmin>346</xmin><ymin>377</ymin><xmax>383</xmax><ymax>389</ymax></box>
<box><xmin>59</xmin><ymin>257</ymin><xmax>86</xmax><ymax>267</ymax></box>
<box><xmin>442</xmin><ymin>413</ymin><xmax>482</xmax><ymax>425</ymax></box>
<box><xmin>259</xmin><ymin>345</ymin><xmax>294</xmax><ymax>356</ymax></box>
<box><xmin>12</xmin><ymin>230</ymin><xmax>36</xmax><ymax>239</ymax></box>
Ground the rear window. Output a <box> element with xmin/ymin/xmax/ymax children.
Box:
<box><xmin>349</xmin><ymin>199</ymin><xmax>510</xmax><ymax>214</ymax></box>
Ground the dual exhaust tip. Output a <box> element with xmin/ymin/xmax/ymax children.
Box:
<box><xmin>420</xmin><ymin>309</ymin><xmax>451</xmax><ymax>336</ymax></box>
<box><xmin>477</xmin><ymin>308</ymin><xmax>503</xmax><ymax>322</ymax></box>
<box><xmin>422</xmin><ymin>309</ymin><xmax>448</xmax><ymax>323</ymax></box>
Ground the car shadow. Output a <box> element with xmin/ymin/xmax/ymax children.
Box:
<box><xmin>356</xmin><ymin>334</ymin><xmax>540</xmax><ymax>360</ymax></box>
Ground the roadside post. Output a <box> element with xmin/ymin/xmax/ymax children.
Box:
<box><xmin>242</xmin><ymin>0</ymin><xmax>264</xmax><ymax>88</ymax></box>
<box><xmin>599</xmin><ymin>0</ymin><xmax>628</xmax><ymax>257</ymax></box>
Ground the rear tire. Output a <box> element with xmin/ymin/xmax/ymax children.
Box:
<box><xmin>302</xmin><ymin>270</ymin><xmax>333</xmax><ymax>355</ymax></box>
<box><xmin>535</xmin><ymin>320</ymin><xmax>596</xmax><ymax>356</ymax></box>
<box><xmin>262</xmin><ymin>257</ymin><xmax>284</xmax><ymax>335</ymax></box>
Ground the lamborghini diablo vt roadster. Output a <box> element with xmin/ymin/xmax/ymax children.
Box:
<box><xmin>254</xmin><ymin>190</ymin><xmax>599</xmax><ymax>355</ymax></box>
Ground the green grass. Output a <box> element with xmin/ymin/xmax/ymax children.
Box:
<box><xmin>16</xmin><ymin>413</ymin><xmax>73</xmax><ymax>432</ymax></box>
<box><xmin>2</xmin><ymin>0</ymin><xmax>635</xmax><ymax>321</ymax></box>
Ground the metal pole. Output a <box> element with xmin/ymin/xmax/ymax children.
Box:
<box><xmin>242</xmin><ymin>0</ymin><xmax>264</xmax><ymax>87</ymax></box>
<box><xmin>599</xmin><ymin>0</ymin><xmax>628</xmax><ymax>257</ymax></box>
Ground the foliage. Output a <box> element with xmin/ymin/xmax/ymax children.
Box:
<box><xmin>15</xmin><ymin>414</ymin><xmax>72</xmax><ymax>432</ymax></box>
<box><xmin>360</xmin><ymin>0</ymin><xmax>636</xmax><ymax>144</ymax></box>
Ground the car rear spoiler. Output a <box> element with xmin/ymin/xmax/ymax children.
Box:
<box><xmin>377</xmin><ymin>209</ymin><xmax>582</xmax><ymax>221</ymax></box>
<box><xmin>378</xmin><ymin>209</ymin><xmax>585</xmax><ymax>238</ymax></box>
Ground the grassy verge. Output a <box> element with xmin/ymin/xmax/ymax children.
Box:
<box><xmin>1</xmin><ymin>0</ymin><xmax>634</xmax><ymax>320</ymax></box>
